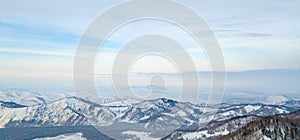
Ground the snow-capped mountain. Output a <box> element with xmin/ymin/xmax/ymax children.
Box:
<box><xmin>213</xmin><ymin>103</ymin><xmax>293</xmax><ymax>121</ymax></box>
<box><xmin>0</xmin><ymin>97</ymin><xmax>203</xmax><ymax>139</ymax></box>
<box><xmin>0</xmin><ymin>88</ymin><xmax>75</xmax><ymax>106</ymax></box>
<box><xmin>164</xmin><ymin>101</ymin><xmax>299</xmax><ymax>140</ymax></box>
<box><xmin>0</xmin><ymin>97</ymin><xmax>87</xmax><ymax>128</ymax></box>
<box><xmin>221</xmin><ymin>110</ymin><xmax>300</xmax><ymax>140</ymax></box>
<box><xmin>1</xmin><ymin>93</ymin><xmax>299</xmax><ymax>139</ymax></box>
<box><xmin>0</xmin><ymin>97</ymin><xmax>127</xmax><ymax>128</ymax></box>
<box><xmin>164</xmin><ymin>115</ymin><xmax>260</xmax><ymax>140</ymax></box>
<box><xmin>0</xmin><ymin>88</ymin><xmax>47</xmax><ymax>106</ymax></box>
<box><xmin>261</xmin><ymin>95</ymin><xmax>289</xmax><ymax>105</ymax></box>
<box><xmin>0</xmin><ymin>100</ymin><xmax>26</xmax><ymax>108</ymax></box>
<box><xmin>282</xmin><ymin>100</ymin><xmax>300</xmax><ymax>108</ymax></box>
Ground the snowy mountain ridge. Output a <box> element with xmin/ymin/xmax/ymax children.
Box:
<box><xmin>1</xmin><ymin>89</ymin><xmax>299</xmax><ymax>139</ymax></box>
<box><xmin>0</xmin><ymin>95</ymin><xmax>299</xmax><ymax>139</ymax></box>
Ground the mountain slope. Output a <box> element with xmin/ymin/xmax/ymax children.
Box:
<box><xmin>261</xmin><ymin>95</ymin><xmax>289</xmax><ymax>105</ymax></box>
<box><xmin>163</xmin><ymin>101</ymin><xmax>300</xmax><ymax>140</ymax></box>
<box><xmin>1</xmin><ymin>95</ymin><xmax>299</xmax><ymax>139</ymax></box>
<box><xmin>164</xmin><ymin>115</ymin><xmax>260</xmax><ymax>140</ymax></box>
<box><xmin>0</xmin><ymin>97</ymin><xmax>119</xmax><ymax>128</ymax></box>
<box><xmin>221</xmin><ymin>110</ymin><xmax>300</xmax><ymax>140</ymax></box>
<box><xmin>0</xmin><ymin>126</ymin><xmax>113</xmax><ymax>140</ymax></box>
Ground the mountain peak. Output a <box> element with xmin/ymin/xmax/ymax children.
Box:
<box><xmin>262</xmin><ymin>95</ymin><xmax>289</xmax><ymax>105</ymax></box>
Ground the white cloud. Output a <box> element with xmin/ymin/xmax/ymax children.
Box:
<box><xmin>0</xmin><ymin>47</ymin><xmax>74</xmax><ymax>57</ymax></box>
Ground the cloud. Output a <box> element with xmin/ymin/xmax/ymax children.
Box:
<box><xmin>0</xmin><ymin>21</ymin><xmax>79</xmax><ymax>45</ymax></box>
<box><xmin>233</xmin><ymin>33</ymin><xmax>271</xmax><ymax>38</ymax></box>
<box><xmin>0</xmin><ymin>0</ymin><xmax>299</xmax><ymax>81</ymax></box>
<box><xmin>0</xmin><ymin>47</ymin><xmax>73</xmax><ymax>57</ymax></box>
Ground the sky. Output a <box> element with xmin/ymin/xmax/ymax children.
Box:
<box><xmin>0</xmin><ymin>0</ymin><xmax>299</xmax><ymax>92</ymax></box>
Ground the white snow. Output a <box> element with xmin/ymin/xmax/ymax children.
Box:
<box><xmin>276</xmin><ymin>108</ymin><xmax>285</xmax><ymax>114</ymax></box>
<box><xmin>33</xmin><ymin>133</ymin><xmax>87</xmax><ymax>140</ymax></box>
<box><xmin>264</xmin><ymin>96</ymin><xmax>288</xmax><ymax>105</ymax></box>
<box><xmin>0</xmin><ymin>89</ymin><xmax>75</xmax><ymax>106</ymax></box>
<box><xmin>100</xmin><ymin>97</ymin><xmax>140</xmax><ymax>106</ymax></box>
<box><xmin>244</xmin><ymin>105</ymin><xmax>261</xmax><ymax>113</ymax></box>
<box><xmin>177</xmin><ymin>110</ymin><xmax>186</xmax><ymax>116</ymax></box>
<box><xmin>263</xmin><ymin>135</ymin><xmax>271</xmax><ymax>140</ymax></box>
<box><xmin>122</xmin><ymin>131</ymin><xmax>155</xmax><ymax>140</ymax></box>
<box><xmin>182</xmin><ymin>129</ymin><xmax>230</xmax><ymax>140</ymax></box>
<box><xmin>222</xmin><ymin>110</ymin><xmax>236</xmax><ymax>116</ymax></box>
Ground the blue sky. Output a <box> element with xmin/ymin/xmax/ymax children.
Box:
<box><xmin>0</xmin><ymin>0</ymin><xmax>299</xmax><ymax>90</ymax></box>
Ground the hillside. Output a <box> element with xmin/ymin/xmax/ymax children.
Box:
<box><xmin>221</xmin><ymin>110</ymin><xmax>300</xmax><ymax>140</ymax></box>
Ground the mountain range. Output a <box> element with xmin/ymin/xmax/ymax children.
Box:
<box><xmin>0</xmin><ymin>89</ymin><xmax>299</xmax><ymax>139</ymax></box>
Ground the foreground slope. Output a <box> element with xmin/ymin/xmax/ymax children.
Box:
<box><xmin>221</xmin><ymin>110</ymin><xmax>300</xmax><ymax>140</ymax></box>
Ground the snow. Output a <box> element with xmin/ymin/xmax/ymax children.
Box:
<box><xmin>222</xmin><ymin>110</ymin><xmax>236</xmax><ymax>116</ymax></box>
<box><xmin>0</xmin><ymin>89</ymin><xmax>75</xmax><ymax>106</ymax></box>
<box><xmin>100</xmin><ymin>97</ymin><xmax>140</xmax><ymax>106</ymax></box>
<box><xmin>276</xmin><ymin>108</ymin><xmax>285</xmax><ymax>114</ymax></box>
<box><xmin>264</xmin><ymin>96</ymin><xmax>288</xmax><ymax>105</ymax></box>
<box><xmin>0</xmin><ymin>98</ymin><xmax>92</xmax><ymax>128</ymax></box>
<box><xmin>140</xmin><ymin>115</ymin><xmax>150</xmax><ymax>120</ymax></box>
<box><xmin>263</xmin><ymin>135</ymin><xmax>271</xmax><ymax>140</ymax></box>
<box><xmin>182</xmin><ymin>129</ymin><xmax>230</xmax><ymax>140</ymax></box>
<box><xmin>33</xmin><ymin>133</ymin><xmax>87</xmax><ymax>140</ymax></box>
<box><xmin>244</xmin><ymin>105</ymin><xmax>261</xmax><ymax>113</ymax></box>
<box><xmin>177</xmin><ymin>110</ymin><xmax>186</xmax><ymax>116</ymax></box>
<box><xmin>122</xmin><ymin>131</ymin><xmax>154</xmax><ymax>139</ymax></box>
<box><xmin>0</xmin><ymin>91</ymin><xmax>297</xmax><ymax>140</ymax></box>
